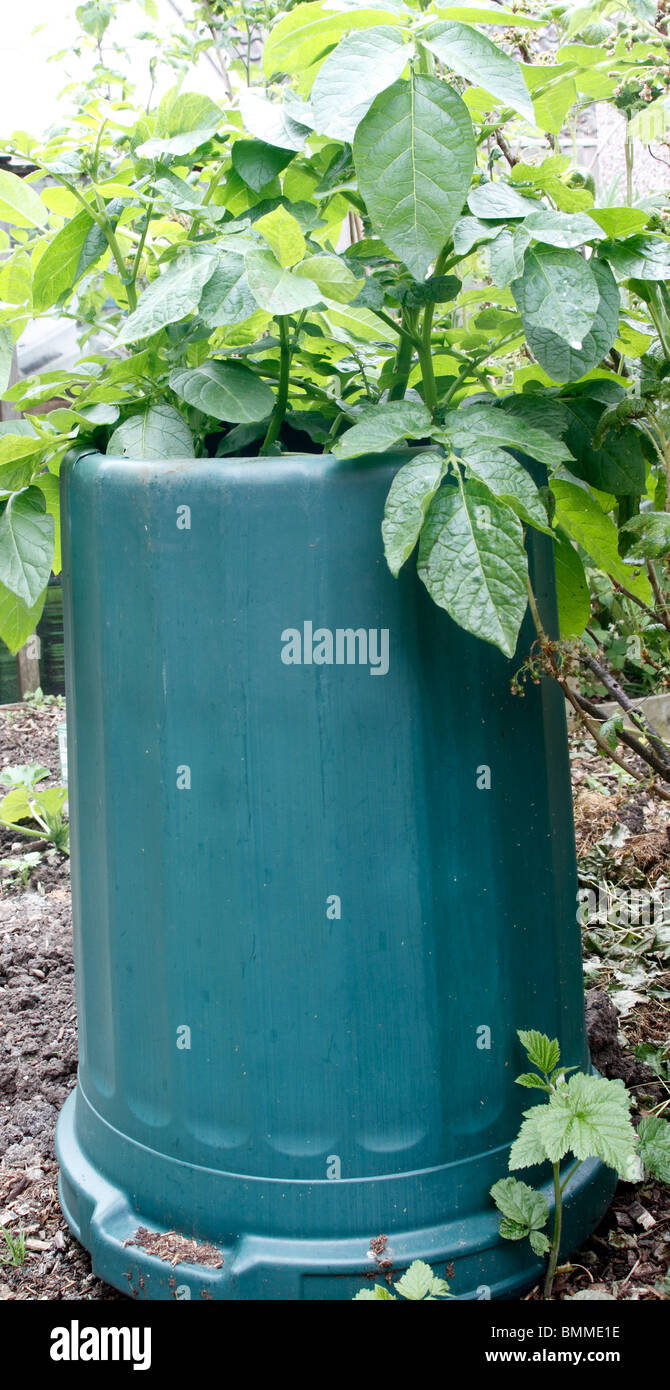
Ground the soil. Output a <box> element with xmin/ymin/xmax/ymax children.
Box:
<box><xmin>0</xmin><ymin>705</ymin><xmax>668</xmax><ymax>1302</ymax></box>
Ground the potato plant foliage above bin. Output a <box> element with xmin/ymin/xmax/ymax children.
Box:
<box><xmin>0</xmin><ymin>0</ymin><xmax>669</xmax><ymax>661</ymax></box>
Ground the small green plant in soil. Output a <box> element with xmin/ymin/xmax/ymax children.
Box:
<box><xmin>0</xmin><ymin>764</ymin><xmax>69</xmax><ymax>854</ymax></box>
<box><xmin>354</xmin><ymin>1258</ymin><xmax>452</xmax><ymax>1301</ymax></box>
<box><xmin>492</xmin><ymin>1030</ymin><xmax>670</xmax><ymax>1299</ymax></box>
<box><xmin>0</xmin><ymin>850</ymin><xmax>43</xmax><ymax>887</ymax></box>
<box><xmin>0</xmin><ymin>1225</ymin><xmax>26</xmax><ymax>1268</ymax></box>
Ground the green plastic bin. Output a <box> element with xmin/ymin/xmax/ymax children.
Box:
<box><xmin>56</xmin><ymin>450</ymin><xmax>615</xmax><ymax>1300</ymax></box>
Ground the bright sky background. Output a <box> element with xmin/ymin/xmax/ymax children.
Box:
<box><xmin>0</xmin><ymin>0</ymin><xmax>224</xmax><ymax>137</ymax></box>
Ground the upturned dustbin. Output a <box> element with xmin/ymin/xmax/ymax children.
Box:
<box><xmin>56</xmin><ymin>450</ymin><xmax>615</xmax><ymax>1300</ymax></box>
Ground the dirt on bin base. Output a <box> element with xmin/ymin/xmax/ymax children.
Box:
<box><xmin>124</xmin><ymin>1227</ymin><xmax>224</xmax><ymax>1269</ymax></box>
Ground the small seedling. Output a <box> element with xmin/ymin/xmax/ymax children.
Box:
<box><xmin>1</xmin><ymin>1226</ymin><xmax>26</xmax><ymax>1267</ymax></box>
<box><xmin>491</xmin><ymin>1030</ymin><xmax>670</xmax><ymax>1298</ymax></box>
<box><xmin>354</xmin><ymin>1259</ymin><xmax>452</xmax><ymax>1301</ymax></box>
<box><xmin>0</xmin><ymin>851</ymin><xmax>43</xmax><ymax>887</ymax></box>
<box><xmin>23</xmin><ymin>688</ymin><xmax>64</xmax><ymax>709</ymax></box>
<box><xmin>0</xmin><ymin>763</ymin><xmax>51</xmax><ymax>791</ymax></box>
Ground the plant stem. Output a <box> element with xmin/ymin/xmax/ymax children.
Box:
<box><xmin>261</xmin><ymin>316</ymin><xmax>291</xmax><ymax>452</ymax></box>
<box><xmin>388</xmin><ymin>319</ymin><xmax>415</xmax><ymax>401</ymax></box>
<box><xmin>543</xmin><ymin>1162</ymin><xmax>562</xmax><ymax>1299</ymax></box>
<box><xmin>625</xmin><ymin>117</ymin><xmax>634</xmax><ymax>206</ymax></box>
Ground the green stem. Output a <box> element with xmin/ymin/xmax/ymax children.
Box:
<box><xmin>625</xmin><ymin>117</ymin><xmax>634</xmax><ymax>207</ymax></box>
<box><xmin>543</xmin><ymin>1162</ymin><xmax>563</xmax><ymax>1299</ymax></box>
<box><xmin>388</xmin><ymin>318</ymin><xmax>415</xmax><ymax>401</ymax></box>
<box><xmin>261</xmin><ymin>317</ymin><xmax>291</xmax><ymax>453</ymax></box>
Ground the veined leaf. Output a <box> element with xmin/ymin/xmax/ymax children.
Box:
<box><xmin>382</xmin><ymin>451</ymin><xmax>447</xmax><ymax>576</ymax></box>
<box><xmin>118</xmin><ymin>247</ymin><xmax>218</xmax><ymax>342</ymax></box>
<box><xmin>518</xmin><ymin>1030</ymin><xmax>560</xmax><ymax>1074</ymax></box>
<box><xmin>512</xmin><ymin>246</ymin><xmax>599</xmax><ymax>349</ymax></box>
<box><xmin>199</xmin><ymin>254</ymin><xmax>257</xmax><ymax>327</ymax></box>
<box><xmin>136</xmin><ymin>90</ymin><xmax>223</xmax><ymax>158</ymax></box>
<box><xmin>621</xmin><ymin>512</ymin><xmax>670</xmax><ymax>561</ymax></box>
<box><xmin>467</xmin><ymin>181</ymin><xmax>540</xmax><ymax>221</ymax></box>
<box><xmin>169</xmin><ymin>360</ymin><xmax>274</xmax><ymax>424</ymax></box>
<box><xmin>444</xmin><ymin>402</ymin><xmax>573</xmax><ymax>469</ymax></box>
<box><xmin>256</xmin><ymin>205</ymin><xmax>306</xmax><ymax>267</ymax></box>
<box><xmin>553</xmin><ymin>531</ymin><xmax>590</xmax><ymax>638</ymax></box>
<box><xmin>0</xmin><ymin>486</ymin><xmax>54</xmax><ymax>606</ymax></box>
<box><xmin>550</xmin><ymin>478</ymin><xmax>651</xmax><ymax>602</ymax></box>
<box><xmin>231</xmin><ymin>140</ymin><xmax>294</xmax><ymax>194</ymax></box>
<box><xmin>353</xmin><ymin>75</ymin><xmax>475</xmax><ymax>280</ymax></box>
<box><xmin>107</xmin><ymin>404</ymin><xmax>194</xmax><ymax>459</ymax></box>
<box><xmin>561</xmin><ymin>398</ymin><xmax>646</xmax><ymax>496</ymax></box>
<box><xmin>535</xmin><ymin>1073</ymin><xmax>636</xmax><ymax>1176</ymax></box>
<box><xmin>490</xmin><ymin>1177</ymin><xmax>550</xmax><ymax>1243</ymax></box>
<box><xmin>293</xmin><ymin>254</ymin><xmax>363</xmax><ymax>304</ymax></box>
<box><xmin>263</xmin><ymin>1</ymin><xmax>403</xmax><ymax>76</ymax></box>
<box><xmin>0</xmin><ymin>581</ymin><xmax>46</xmax><ymax>656</ymax></box>
<box><xmin>334</xmin><ymin>400</ymin><xmax>432</xmax><ymax>458</ymax></box>
<box><xmin>600</xmin><ymin>235</ymin><xmax>670</xmax><ymax>284</ymax></box>
<box><xmin>522</xmin><ymin>209</ymin><xmax>605</xmax><ymax>249</ymax></box>
<box><xmin>453</xmin><ymin>215</ymin><xmax>505</xmax><ymax>256</ymax></box>
<box><xmin>489</xmin><ymin>227</ymin><xmax>530</xmax><ymax>288</ymax></box>
<box><xmin>0</xmin><ymin>325</ymin><xmax>13</xmax><ymax>396</ymax></box>
<box><xmin>0</xmin><ymin>170</ymin><xmax>48</xmax><ymax>228</ymax></box>
<box><xmin>589</xmin><ymin>207</ymin><xmax>649</xmax><ymax>239</ymax></box>
<box><xmin>462</xmin><ymin>447</ymin><xmax>549</xmax><ymax>531</ymax></box>
<box><xmin>246</xmin><ymin>248</ymin><xmax>323</xmax><ymax>315</ymax></box>
<box><xmin>423</xmin><ymin>20</ymin><xmax>535</xmax><ymax>123</ymax></box>
<box><xmin>33</xmin><ymin>207</ymin><xmax>108</xmax><ymax>312</ymax></box>
<box><xmin>238</xmin><ymin>89</ymin><xmax>312</xmax><ymax>151</ymax></box>
<box><xmin>418</xmin><ymin>479</ymin><xmax>528</xmax><ymax>658</ymax></box>
<box><xmin>521</xmin><ymin>258</ymin><xmax>620</xmax><ymax>384</ymax></box>
<box><xmin>311</xmin><ymin>26</ymin><xmax>410</xmax><ymax>142</ymax></box>
<box><xmin>637</xmin><ymin>1115</ymin><xmax>670</xmax><ymax>1184</ymax></box>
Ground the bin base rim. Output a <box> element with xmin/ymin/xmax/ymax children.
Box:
<box><xmin>56</xmin><ymin>1090</ymin><xmax>617</xmax><ymax>1301</ymax></box>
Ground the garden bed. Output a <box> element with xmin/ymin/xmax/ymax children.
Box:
<box><xmin>0</xmin><ymin>704</ymin><xmax>668</xmax><ymax>1302</ymax></box>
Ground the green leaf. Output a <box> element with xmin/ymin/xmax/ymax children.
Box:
<box><xmin>107</xmin><ymin>404</ymin><xmax>194</xmax><ymax>459</ymax></box>
<box><xmin>198</xmin><ymin>254</ymin><xmax>257</xmax><ymax>328</ymax></box>
<box><xmin>263</xmin><ymin>1</ymin><xmax>403</xmax><ymax>77</ymax></box>
<box><xmin>136</xmin><ymin>90</ymin><xmax>223</xmax><ymax>158</ymax></box>
<box><xmin>353</xmin><ymin>75</ymin><xmax>475</xmax><ymax>280</ymax></box>
<box><xmin>423</xmin><ymin>20</ymin><xmax>535</xmax><ymax>123</ymax></box>
<box><xmin>621</xmin><ymin>512</ymin><xmax>670</xmax><ymax>561</ymax></box>
<box><xmin>0</xmin><ymin>487</ymin><xmax>54</xmax><ymax>606</ymax></box>
<box><xmin>518</xmin><ymin>1030</ymin><xmax>560</xmax><ymax>1074</ymax></box>
<box><xmin>393</xmin><ymin>1260</ymin><xmax>448</xmax><ymax>1300</ymax></box>
<box><xmin>553</xmin><ymin>531</ymin><xmax>590</xmax><ymax>639</ymax></box>
<box><xmin>637</xmin><ymin>1115</ymin><xmax>670</xmax><ymax>1183</ymax></box>
<box><xmin>462</xmin><ymin>447</ymin><xmax>549</xmax><ymax>531</ymax></box>
<box><xmin>512</xmin><ymin>246</ymin><xmax>599</xmax><ymax>349</ymax></box>
<box><xmin>467</xmin><ymin>181</ymin><xmax>540</xmax><ymax>221</ymax></box>
<box><xmin>444</xmin><ymin>403</ymin><xmax>573</xmax><ymax>469</ymax></box>
<box><xmin>491</xmin><ymin>1176</ymin><xmax>550</xmax><ymax>1242</ymax></box>
<box><xmin>453</xmin><ymin>216</ymin><xmax>504</xmax><ymax>256</ymax></box>
<box><xmin>521</xmin><ymin>258</ymin><xmax>620</xmax><ymax>384</ymax></box>
<box><xmin>561</xmin><ymin>398</ymin><xmax>646</xmax><ymax>497</ymax></box>
<box><xmin>530</xmin><ymin>1230</ymin><xmax>551</xmax><ymax>1256</ymax></box>
<box><xmin>118</xmin><ymin>247</ymin><xmax>218</xmax><ymax>342</ymax></box>
<box><xmin>418</xmin><ymin>479</ymin><xmax>528</xmax><ymax>658</ymax></box>
<box><xmin>334</xmin><ymin>400</ymin><xmax>432</xmax><ymax>458</ymax></box>
<box><xmin>382</xmin><ymin>451</ymin><xmax>447</xmax><ymax>576</ymax></box>
<box><xmin>509</xmin><ymin>1110</ymin><xmax>548</xmax><ymax>1169</ymax></box>
<box><xmin>0</xmin><ymin>325</ymin><xmax>13</xmax><ymax>396</ymax></box>
<box><xmin>0</xmin><ymin>170</ymin><xmax>48</xmax><ymax>229</ymax></box>
<box><xmin>0</xmin><ymin>581</ymin><xmax>46</xmax><ymax>656</ymax></box>
<box><xmin>354</xmin><ymin>1285</ymin><xmax>397</xmax><ymax>1299</ymax></box>
<box><xmin>256</xmin><ymin>205</ymin><xmax>306</xmax><ymax>268</ymax></box>
<box><xmin>246</xmin><ymin>248</ymin><xmax>323</xmax><ymax>315</ymax></box>
<box><xmin>311</xmin><ymin>26</ymin><xmax>410</xmax><ymax>142</ymax></box>
<box><xmin>33</xmin><ymin>207</ymin><xmax>107</xmax><ymax>313</ymax></box>
<box><xmin>550</xmin><ymin>479</ymin><xmax>651</xmax><ymax>602</ymax></box>
<box><xmin>488</xmin><ymin>227</ymin><xmax>530</xmax><ymax>289</ymax></box>
<box><xmin>535</xmin><ymin>1073</ymin><xmax>636</xmax><ymax>1176</ymax></box>
<box><xmin>600</xmin><ymin>235</ymin><xmax>670</xmax><ymax>284</ymax></box>
<box><xmin>589</xmin><ymin>207</ymin><xmax>649</xmax><ymax>239</ymax></box>
<box><xmin>238</xmin><ymin>90</ymin><xmax>311</xmax><ymax>152</ymax></box>
<box><xmin>35</xmin><ymin>472</ymin><xmax>61</xmax><ymax>575</ymax></box>
<box><xmin>516</xmin><ymin>1072</ymin><xmax>551</xmax><ymax>1090</ymax></box>
<box><xmin>169</xmin><ymin>360</ymin><xmax>274</xmax><ymax>424</ymax></box>
<box><xmin>294</xmin><ymin>254</ymin><xmax>363</xmax><ymax>305</ymax></box>
<box><xmin>231</xmin><ymin>140</ymin><xmax>294</xmax><ymax>194</ymax></box>
<box><xmin>522</xmin><ymin>209</ymin><xmax>605</xmax><ymax>249</ymax></box>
